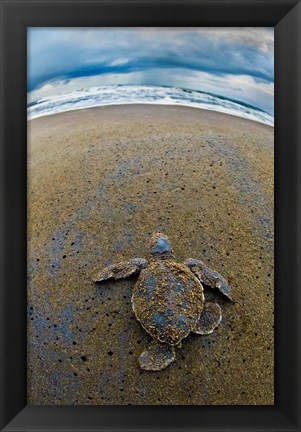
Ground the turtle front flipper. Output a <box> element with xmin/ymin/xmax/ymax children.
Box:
<box><xmin>139</xmin><ymin>341</ymin><xmax>176</xmax><ymax>371</ymax></box>
<box><xmin>184</xmin><ymin>258</ymin><xmax>233</xmax><ymax>301</ymax></box>
<box><xmin>192</xmin><ymin>302</ymin><xmax>222</xmax><ymax>335</ymax></box>
<box><xmin>94</xmin><ymin>258</ymin><xmax>148</xmax><ymax>283</ymax></box>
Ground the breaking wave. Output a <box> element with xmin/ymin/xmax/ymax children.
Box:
<box><xmin>28</xmin><ymin>85</ymin><xmax>274</xmax><ymax>126</ymax></box>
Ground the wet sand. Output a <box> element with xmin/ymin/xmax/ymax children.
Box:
<box><xmin>27</xmin><ymin>105</ymin><xmax>274</xmax><ymax>405</ymax></box>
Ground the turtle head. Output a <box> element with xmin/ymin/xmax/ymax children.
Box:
<box><xmin>150</xmin><ymin>232</ymin><xmax>173</xmax><ymax>259</ymax></box>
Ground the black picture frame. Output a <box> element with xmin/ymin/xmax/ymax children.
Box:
<box><xmin>1</xmin><ymin>0</ymin><xmax>300</xmax><ymax>431</ymax></box>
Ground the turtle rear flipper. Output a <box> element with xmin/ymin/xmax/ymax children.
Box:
<box><xmin>192</xmin><ymin>302</ymin><xmax>222</xmax><ymax>335</ymax></box>
<box><xmin>184</xmin><ymin>258</ymin><xmax>233</xmax><ymax>301</ymax></box>
<box><xmin>94</xmin><ymin>258</ymin><xmax>148</xmax><ymax>283</ymax></box>
<box><xmin>139</xmin><ymin>342</ymin><xmax>176</xmax><ymax>371</ymax></box>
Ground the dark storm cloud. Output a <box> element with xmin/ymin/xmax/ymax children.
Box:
<box><xmin>28</xmin><ymin>28</ymin><xmax>274</xmax><ymax>91</ymax></box>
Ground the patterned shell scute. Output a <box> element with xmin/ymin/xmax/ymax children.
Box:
<box><xmin>132</xmin><ymin>260</ymin><xmax>205</xmax><ymax>345</ymax></box>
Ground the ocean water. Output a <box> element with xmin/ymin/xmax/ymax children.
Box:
<box><xmin>28</xmin><ymin>85</ymin><xmax>274</xmax><ymax>126</ymax></box>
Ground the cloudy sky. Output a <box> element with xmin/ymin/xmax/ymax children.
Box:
<box><xmin>28</xmin><ymin>28</ymin><xmax>274</xmax><ymax>114</ymax></box>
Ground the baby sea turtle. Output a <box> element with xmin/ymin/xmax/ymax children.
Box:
<box><xmin>95</xmin><ymin>232</ymin><xmax>232</xmax><ymax>371</ymax></box>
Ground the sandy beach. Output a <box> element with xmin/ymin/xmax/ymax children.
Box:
<box><xmin>27</xmin><ymin>105</ymin><xmax>274</xmax><ymax>405</ymax></box>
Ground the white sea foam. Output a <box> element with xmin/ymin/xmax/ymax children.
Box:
<box><xmin>28</xmin><ymin>85</ymin><xmax>274</xmax><ymax>126</ymax></box>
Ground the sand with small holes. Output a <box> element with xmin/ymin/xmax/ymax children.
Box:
<box><xmin>27</xmin><ymin>105</ymin><xmax>274</xmax><ymax>405</ymax></box>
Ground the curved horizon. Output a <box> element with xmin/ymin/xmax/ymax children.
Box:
<box><xmin>27</xmin><ymin>84</ymin><xmax>274</xmax><ymax>126</ymax></box>
<box><xmin>28</xmin><ymin>28</ymin><xmax>274</xmax><ymax>116</ymax></box>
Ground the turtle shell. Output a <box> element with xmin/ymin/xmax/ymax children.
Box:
<box><xmin>132</xmin><ymin>259</ymin><xmax>205</xmax><ymax>345</ymax></box>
